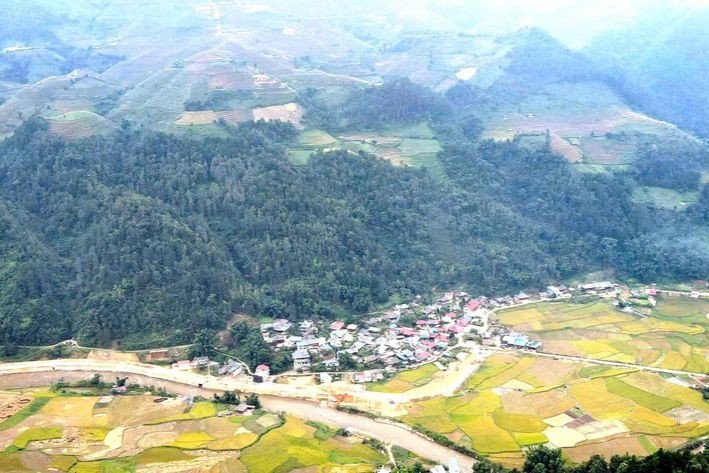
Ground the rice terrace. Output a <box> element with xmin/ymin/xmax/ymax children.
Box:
<box><xmin>0</xmin><ymin>391</ymin><xmax>386</xmax><ymax>472</ymax></box>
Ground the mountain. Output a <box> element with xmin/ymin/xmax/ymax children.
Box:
<box><xmin>587</xmin><ymin>8</ymin><xmax>709</xmax><ymax>137</ymax></box>
<box><xmin>0</xmin><ymin>2</ymin><xmax>706</xmax><ymax>349</ymax></box>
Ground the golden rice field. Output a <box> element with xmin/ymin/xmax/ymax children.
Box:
<box><xmin>402</xmin><ymin>353</ymin><xmax>709</xmax><ymax>467</ymax></box>
<box><xmin>495</xmin><ymin>298</ymin><xmax>709</xmax><ymax>372</ymax></box>
<box><xmin>0</xmin><ymin>392</ymin><xmax>385</xmax><ymax>472</ymax></box>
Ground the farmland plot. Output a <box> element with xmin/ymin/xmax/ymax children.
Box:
<box><xmin>496</xmin><ymin>300</ymin><xmax>709</xmax><ymax>372</ymax></box>
<box><xmin>0</xmin><ymin>393</ymin><xmax>385</xmax><ymax>473</ymax></box>
<box><xmin>403</xmin><ymin>353</ymin><xmax>709</xmax><ymax>467</ymax></box>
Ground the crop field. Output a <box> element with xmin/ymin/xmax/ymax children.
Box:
<box><xmin>46</xmin><ymin>111</ymin><xmax>118</xmax><ymax>140</ymax></box>
<box><xmin>367</xmin><ymin>364</ymin><xmax>439</xmax><ymax>393</ymax></box>
<box><xmin>495</xmin><ymin>299</ymin><xmax>709</xmax><ymax>372</ymax></box>
<box><xmin>240</xmin><ymin>416</ymin><xmax>385</xmax><ymax>472</ymax></box>
<box><xmin>288</xmin><ymin>122</ymin><xmax>446</xmax><ymax>177</ymax></box>
<box><xmin>0</xmin><ymin>393</ymin><xmax>385</xmax><ymax>472</ymax></box>
<box><xmin>402</xmin><ymin>353</ymin><xmax>709</xmax><ymax>467</ymax></box>
<box><xmin>479</xmin><ymin>81</ymin><xmax>692</xmax><ymax>167</ymax></box>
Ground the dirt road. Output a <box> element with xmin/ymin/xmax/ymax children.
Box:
<box><xmin>262</xmin><ymin>397</ymin><xmax>475</xmax><ymax>471</ymax></box>
<box><xmin>0</xmin><ymin>362</ymin><xmax>475</xmax><ymax>470</ymax></box>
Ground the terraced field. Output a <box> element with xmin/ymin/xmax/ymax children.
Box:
<box><xmin>402</xmin><ymin>353</ymin><xmax>709</xmax><ymax>467</ymax></box>
<box><xmin>495</xmin><ymin>299</ymin><xmax>709</xmax><ymax>373</ymax></box>
<box><xmin>0</xmin><ymin>392</ymin><xmax>385</xmax><ymax>472</ymax></box>
<box><xmin>288</xmin><ymin>122</ymin><xmax>446</xmax><ymax>178</ymax></box>
<box><xmin>46</xmin><ymin>111</ymin><xmax>118</xmax><ymax>140</ymax></box>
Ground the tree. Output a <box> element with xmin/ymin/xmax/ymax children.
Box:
<box><xmin>191</xmin><ymin>329</ymin><xmax>216</xmax><ymax>358</ymax></box>
<box><xmin>245</xmin><ymin>393</ymin><xmax>261</xmax><ymax>409</ymax></box>
<box><xmin>474</xmin><ymin>459</ymin><xmax>508</xmax><ymax>473</ymax></box>
<box><xmin>523</xmin><ymin>446</ymin><xmax>564</xmax><ymax>473</ymax></box>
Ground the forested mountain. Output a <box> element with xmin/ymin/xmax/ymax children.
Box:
<box><xmin>1</xmin><ymin>79</ymin><xmax>706</xmax><ymax>348</ymax></box>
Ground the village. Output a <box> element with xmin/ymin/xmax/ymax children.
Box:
<box><xmin>166</xmin><ymin>279</ymin><xmax>670</xmax><ymax>387</ymax></box>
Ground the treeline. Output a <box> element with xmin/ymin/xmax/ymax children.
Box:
<box><xmin>472</xmin><ymin>444</ymin><xmax>708</xmax><ymax>473</ymax></box>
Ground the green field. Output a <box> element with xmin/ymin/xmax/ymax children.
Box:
<box><xmin>0</xmin><ymin>393</ymin><xmax>385</xmax><ymax>472</ymax></box>
<box><xmin>631</xmin><ymin>186</ymin><xmax>699</xmax><ymax>211</ymax></box>
<box><xmin>368</xmin><ymin>364</ymin><xmax>439</xmax><ymax>393</ymax></box>
<box><xmin>288</xmin><ymin>122</ymin><xmax>446</xmax><ymax>178</ymax></box>
<box><xmin>46</xmin><ymin>111</ymin><xmax>99</xmax><ymax>122</ymax></box>
<box><xmin>495</xmin><ymin>299</ymin><xmax>709</xmax><ymax>372</ymax></box>
<box><xmin>402</xmin><ymin>352</ymin><xmax>709</xmax><ymax>467</ymax></box>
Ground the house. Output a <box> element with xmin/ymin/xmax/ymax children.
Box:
<box><xmin>172</xmin><ymin>360</ymin><xmax>193</xmax><ymax>370</ymax></box>
<box><xmin>465</xmin><ymin>299</ymin><xmax>481</xmax><ymax>312</ymax></box>
<box><xmin>255</xmin><ymin>364</ymin><xmax>270</xmax><ymax>378</ymax></box>
<box><xmin>292</xmin><ymin>349</ymin><xmax>311</xmax><ymax>370</ymax></box>
<box><xmin>515</xmin><ymin>292</ymin><xmax>530</xmax><ymax>301</ymax></box>
<box><xmin>330</xmin><ymin>321</ymin><xmax>345</xmax><ymax>331</ymax></box>
<box><xmin>546</xmin><ymin>286</ymin><xmax>563</xmax><ymax>298</ymax></box>
<box><xmin>502</xmin><ymin>333</ymin><xmax>542</xmax><ymax>350</ymax></box>
<box><xmin>234</xmin><ymin>404</ymin><xmax>249</xmax><ymax>414</ymax></box>
<box><xmin>595</xmin><ymin>281</ymin><xmax>615</xmax><ymax>291</ymax></box>
<box><xmin>273</xmin><ymin>319</ymin><xmax>292</xmax><ymax>332</ymax></box>
<box><xmin>346</xmin><ymin>341</ymin><xmax>366</xmax><ymax>354</ymax></box>
<box><xmin>323</xmin><ymin>358</ymin><xmax>340</xmax><ymax>369</ymax></box>
<box><xmin>300</xmin><ymin>320</ymin><xmax>315</xmax><ymax>334</ymax></box>
<box><xmin>415</xmin><ymin>349</ymin><xmax>431</xmax><ymax>361</ymax></box>
<box><xmin>346</xmin><ymin>324</ymin><xmax>358</xmax><ymax>332</ymax></box>
<box><xmin>191</xmin><ymin>357</ymin><xmax>210</xmax><ymax>369</ymax></box>
<box><xmin>218</xmin><ymin>360</ymin><xmax>244</xmax><ymax>377</ymax></box>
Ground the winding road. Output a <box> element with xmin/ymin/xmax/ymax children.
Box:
<box><xmin>0</xmin><ymin>359</ymin><xmax>477</xmax><ymax>470</ymax></box>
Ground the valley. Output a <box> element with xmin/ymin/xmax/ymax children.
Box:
<box><xmin>0</xmin><ymin>2</ymin><xmax>708</xmax><ymax>472</ymax></box>
<box><xmin>1</xmin><ymin>290</ymin><xmax>706</xmax><ymax>471</ymax></box>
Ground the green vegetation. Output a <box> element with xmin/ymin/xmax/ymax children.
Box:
<box><xmin>368</xmin><ymin>363</ymin><xmax>438</xmax><ymax>393</ymax></box>
<box><xmin>46</xmin><ymin>111</ymin><xmax>99</xmax><ymax>122</ymax></box>
<box><xmin>13</xmin><ymin>426</ymin><xmax>63</xmax><ymax>448</ymax></box>
<box><xmin>1</xmin><ymin>73</ymin><xmax>707</xmax><ymax>347</ymax></box>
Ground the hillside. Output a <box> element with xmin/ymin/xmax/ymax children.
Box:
<box><xmin>587</xmin><ymin>9</ymin><xmax>709</xmax><ymax>138</ymax></box>
<box><xmin>0</xmin><ymin>105</ymin><xmax>706</xmax><ymax>348</ymax></box>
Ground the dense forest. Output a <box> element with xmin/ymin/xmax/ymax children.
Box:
<box><xmin>0</xmin><ymin>78</ymin><xmax>706</xmax><ymax>348</ymax></box>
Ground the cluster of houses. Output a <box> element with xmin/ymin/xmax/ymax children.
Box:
<box><xmin>168</xmin><ymin>280</ymin><xmax>644</xmax><ymax>382</ymax></box>
<box><xmin>257</xmin><ymin>292</ymin><xmax>489</xmax><ymax>377</ymax></box>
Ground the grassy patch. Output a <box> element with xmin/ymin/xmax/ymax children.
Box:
<box><xmin>148</xmin><ymin>401</ymin><xmax>216</xmax><ymax>424</ymax></box>
<box><xmin>47</xmin><ymin>110</ymin><xmax>98</xmax><ymax>122</ymax></box>
<box><xmin>13</xmin><ymin>426</ymin><xmax>63</xmax><ymax>449</ymax></box>
<box><xmin>605</xmin><ymin>378</ymin><xmax>681</xmax><ymax>413</ymax></box>
<box><xmin>631</xmin><ymin>186</ymin><xmax>698</xmax><ymax>211</ymax></box>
